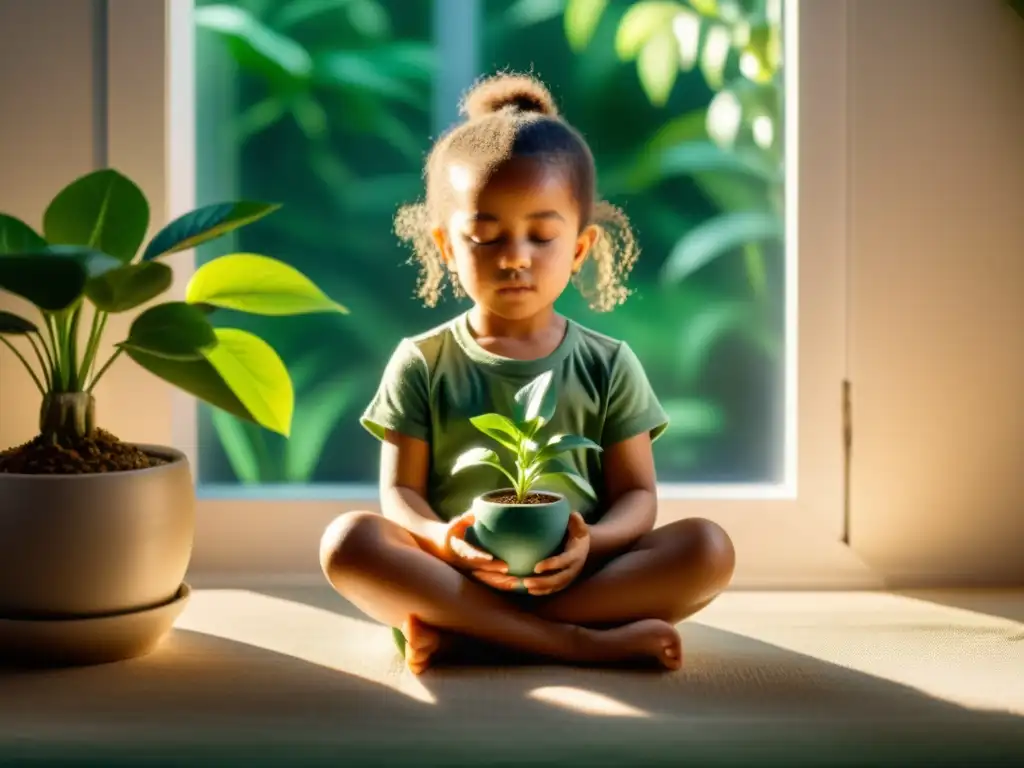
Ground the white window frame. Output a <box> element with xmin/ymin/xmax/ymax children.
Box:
<box><xmin>106</xmin><ymin>0</ymin><xmax>880</xmax><ymax>588</ymax></box>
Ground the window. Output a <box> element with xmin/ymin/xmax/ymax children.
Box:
<box><xmin>108</xmin><ymin>0</ymin><xmax>862</xmax><ymax>583</ymax></box>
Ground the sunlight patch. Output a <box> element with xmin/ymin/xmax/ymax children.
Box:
<box><xmin>528</xmin><ymin>686</ymin><xmax>650</xmax><ymax>718</ymax></box>
<box><xmin>174</xmin><ymin>589</ymin><xmax>436</xmax><ymax>704</ymax></box>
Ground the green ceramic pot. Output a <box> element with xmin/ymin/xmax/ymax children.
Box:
<box><xmin>468</xmin><ymin>489</ymin><xmax>572</xmax><ymax>578</ymax></box>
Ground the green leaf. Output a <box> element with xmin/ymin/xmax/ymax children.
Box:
<box><xmin>470</xmin><ymin>413</ymin><xmax>525</xmax><ymax>452</ymax></box>
<box><xmin>186</xmin><ymin>253</ymin><xmax>347</xmax><ymax>315</ymax></box>
<box><xmin>565</xmin><ymin>0</ymin><xmax>608</xmax><ymax>52</ymax></box>
<box><xmin>0</xmin><ymin>214</ymin><xmax>47</xmax><ymax>255</ymax></box>
<box><xmin>534</xmin><ymin>468</ymin><xmax>597</xmax><ymax>500</ymax></box>
<box><xmin>86</xmin><ymin>262</ymin><xmax>173</xmax><ymax>313</ymax></box>
<box><xmin>615</xmin><ymin>1</ymin><xmax>683</xmax><ymax>60</ymax></box>
<box><xmin>43</xmin><ymin>169</ymin><xmax>150</xmax><ymax>263</ymax></box>
<box><xmin>0</xmin><ymin>310</ymin><xmax>38</xmax><ymax>334</ymax></box>
<box><xmin>124</xmin><ymin>301</ymin><xmax>218</xmax><ymax>360</ymax></box>
<box><xmin>312</xmin><ymin>50</ymin><xmax>429</xmax><ymax>108</ymax></box>
<box><xmin>195</xmin><ymin>5</ymin><xmax>313</xmax><ymax>82</ymax></box>
<box><xmin>499</xmin><ymin>0</ymin><xmax>564</xmax><ymax>30</ymax></box>
<box><xmin>285</xmin><ymin>377</ymin><xmax>358</xmax><ymax>482</ymax></box>
<box><xmin>201</xmin><ymin>327</ymin><xmax>294</xmax><ymax>437</ymax></box>
<box><xmin>0</xmin><ymin>253</ymin><xmax>88</xmax><ymax>311</ymax></box>
<box><xmin>539</xmin><ymin>433</ymin><xmax>603</xmax><ymax>462</ymax></box>
<box><xmin>633</xmin><ymin>141</ymin><xmax>781</xmax><ymax>191</ymax></box>
<box><xmin>452</xmin><ymin>446</ymin><xmax>507</xmax><ymax>477</ymax></box>
<box><xmin>513</xmin><ymin>370</ymin><xmax>557</xmax><ymax>427</ymax></box>
<box><xmin>662</xmin><ymin>211</ymin><xmax>783</xmax><ymax>283</ymax></box>
<box><xmin>210</xmin><ymin>409</ymin><xmax>263</xmax><ymax>484</ymax></box>
<box><xmin>124</xmin><ymin>345</ymin><xmax>253</xmax><ymax>425</ymax></box>
<box><xmin>637</xmin><ymin>30</ymin><xmax>679</xmax><ymax>107</ymax></box>
<box><xmin>142</xmin><ymin>201</ymin><xmax>281</xmax><ymax>261</ymax></box>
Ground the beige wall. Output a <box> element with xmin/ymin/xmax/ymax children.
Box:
<box><xmin>847</xmin><ymin>0</ymin><xmax>1024</xmax><ymax>586</ymax></box>
<box><xmin>1</xmin><ymin>0</ymin><xmax>1022</xmax><ymax>587</ymax></box>
<box><xmin>0</xmin><ymin>0</ymin><xmax>175</xmax><ymax>450</ymax></box>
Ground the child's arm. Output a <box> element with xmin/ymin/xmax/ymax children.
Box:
<box><xmin>587</xmin><ymin>431</ymin><xmax>658</xmax><ymax>561</ymax></box>
<box><xmin>378</xmin><ymin>429</ymin><xmax>448</xmax><ymax>559</ymax></box>
<box><xmin>378</xmin><ymin>430</ymin><xmax>504</xmax><ymax>575</ymax></box>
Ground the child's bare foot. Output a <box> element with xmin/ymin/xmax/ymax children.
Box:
<box><xmin>587</xmin><ymin>619</ymin><xmax>683</xmax><ymax>670</ymax></box>
<box><xmin>401</xmin><ymin>615</ymin><xmax>447</xmax><ymax>675</ymax></box>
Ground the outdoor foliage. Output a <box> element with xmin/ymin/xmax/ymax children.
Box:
<box><xmin>194</xmin><ymin>0</ymin><xmax>786</xmax><ymax>486</ymax></box>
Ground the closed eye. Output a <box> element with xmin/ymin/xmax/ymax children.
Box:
<box><xmin>463</xmin><ymin>235</ymin><xmax>557</xmax><ymax>246</ymax></box>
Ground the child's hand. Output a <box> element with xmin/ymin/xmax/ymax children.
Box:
<box><xmin>439</xmin><ymin>512</ymin><xmax>509</xmax><ymax>576</ymax></box>
<box><xmin>522</xmin><ymin>511</ymin><xmax>590</xmax><ymax>596</ymax></box>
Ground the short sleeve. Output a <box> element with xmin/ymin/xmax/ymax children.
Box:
<box><xmin>360</xmin><ymin>339</ymin><xmax>431</xmax><ymax>442</ymax></box>
<box><xmin>601</xmin><ymin>342</ymin><xmax>669</xmax><ymax>446</ymax></box>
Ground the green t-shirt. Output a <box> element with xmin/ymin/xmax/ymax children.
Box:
<box><xmin>361</xmin><ymin>311</ymin><xmax>668</xmax><ymax>523</ymax></box>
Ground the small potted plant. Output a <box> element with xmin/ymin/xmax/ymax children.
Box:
<box><xmin>452</xmin><ymin>371</ymin><xmax>602</xmax><ymax>578</ymax></box>
<box><xmin>0</xmin><ymin>168</ymin><xmax>346</xmax><ymax>666</ymax></box>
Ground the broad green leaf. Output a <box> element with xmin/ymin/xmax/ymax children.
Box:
<box><xmin>45</xmin><ymin>246</ymin><xmax>123</xmax><ymax>278</ymax></box>
<box><xmin>629</xmin><ymin>141</ymin><xmax>781</xmax><ymax>191</ymax></box>
<box><xmin>0</xmin><ymin>253</ymin><xmax>88</xmax><ymax>311</ymax></box>
<box><xmin>662</xmin><ymin>211</ymin><xmax>782</xmax><ymax>283</ymax></box>
<box><xmin>534</xmin><ymin>470</ymin><xmax>597</xmax><ymax>500</ymax></box>
<box><xmin>142</xmin><ymin>201</ymin><xmax>281</xmax><ymax>261</ymax></box>
<box><xmin>124</xmin><ymin>345</ymin><xmax>253</xmax><ymax>424</ymax></box>
<box><xmin>538</xmin><ymin>433</ymin><xmax>603</xmax><ymax>462</ymax></box>
<box><xmin>469</xmin><ymin>413</ymin><xmax>525</xmax><ymax>451</ymax></box>
<box><xmin>201</xmin><ymin>327</ymin><xmax>294</xmax><ymax>437</ymax></box>
<box><xmin>0</xmin><ymin>214</ymin><xmax>47</xmax><ymax>255</ymax></box>
<box><xmin>565</xmin><ymin>0</ymin><xmax>608</xmax><ymax>51</ymax></box>
<box><xmin>452</xmin><ymin>446</ymin><xmax>507</xmax><ymax>477</ymax></box>
<box><xmin>124</xmin><ymin>301</ymin><xmax>218</xmax><ymax>360</ymax></box>
<box><xmin>186</xmin><ymin>253</ymin><xmax>348</xmax><ymax>315</ymax></box>
<box><xmin>210</xmin><ymin>409</ymin><xmax>263</xmax><ymax>484</ymax></box>
<box><xmin>699</xmin><ymin>23</ymin><xmax>735</xmax><ymax>91</ymax></box>
<box><xmin>637</xmin><ymin>30</ymin><xmax>679</xmax><ymax>107</ymax></box>
<box><xmin>43</xmin><ymin>169</ymin><xmax>150</xmax><ymax>263</ymax></box>
<box><xmin>674</xmin><ymin>299</ymin><xmax>765</xmax><ymax>381</ymax></box>
<box><xmin>615</xmin><ymin>1</ymin><xmax>683</xmax><ymax>60</ymax></box>
<box><xmin>285</xmin><ymin>377</ymin><xmax>358</xmax><ymax>482</ymax></box>
<box><xmin>313</xmin><ymin>50</ymin><xmax>428</xmax><ymax>108</ymax></box>
<box><xmin>0</xmin><ymin>310</ymin><xmax>38</xmax><ymax>334</ymax></box>
<box><xmin>345</xmin><ymin>0</ymin><xmax>391</xmax><ymax>38</ymax></box>
<box><xmin>513</xmin><ymin>370</ymin><xmax>557</xmax><ymax>427</ymax></box>
<box><xmin>195</xmin><ymin>5</ymin><xmax>313</xmax><ymax>82</ymax></box>
<box><xmin>86</xmin><ymin>262</ymin><xmax>173</xmax><ymax>313</ymax></box>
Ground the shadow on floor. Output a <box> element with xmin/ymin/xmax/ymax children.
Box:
<box><xmin>1</xmin><ymin>585</ymin><xmax>1022</xmax><ymax>767</ymax></box>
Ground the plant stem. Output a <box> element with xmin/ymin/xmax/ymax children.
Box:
<box><xmin>0</xmin><ymin>335</ymin><xmax>46</xmax><ymax>395</ymax></box>
<box><xmin>66</xmin><ymin>305</ymin><xmax>83</xmax><ymax>390</ymax></box>
<box><xmin>40</xmin><ymin>391</ymin><xmax>95</xmax><ymax>441</ymax></box>
<box><xmin>79</xmin><ymin>308</ymin><xmax>108</xmax><ymax>386</ymax></box>
<box><xmin>44</xmin><ymin>315</ymin><xmax>64</xmax><ymax>390</ymax></box>
<box><xmin>25</xmin><ymin>333</ymin><xmax>52</xmax><ymax>390</ymax></box>
<box><xmin>86</xmin><ymin>346</ymin><xmax>123</xmax><ymax>393</ymax></box>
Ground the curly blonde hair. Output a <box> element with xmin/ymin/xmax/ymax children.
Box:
<box><xmin>394</xmin><ymin>72</ymin><xmax>639</xmax><ymax>313</ymax></box>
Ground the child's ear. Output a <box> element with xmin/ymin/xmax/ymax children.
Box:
<box><xmin>432</xmin><ymin>226</ymin><xmax>455</xmax><ymax>266</ymax></box>
<box><xmin>572</xmin><ymin>225</ymin><xmax>600</xmax><ymax>273</ymax></box>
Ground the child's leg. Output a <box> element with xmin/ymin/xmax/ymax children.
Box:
<box><xmin>319</xmin><ymin>511</ymin><xmax>681</xmax><ymax>670</ymax></box>
<box><xmin>535</xmin><ymin>517</ymin><xmax>736</xmax><ymax>628</ymax></box>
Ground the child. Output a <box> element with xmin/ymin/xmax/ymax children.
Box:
<box><xmin>319</xmin><ymin>73</ymin><xmax>735</xmax><ymax>675</ymax></box>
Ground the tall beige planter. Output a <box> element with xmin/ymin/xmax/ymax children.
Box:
<box><xmin>0</xmin><ymin>445</ymin><xmax>194</xmax><ymax>666</ymax></box>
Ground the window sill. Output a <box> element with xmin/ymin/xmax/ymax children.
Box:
<box><xmin>188</xmin><ymin>496</ymin><xmax>883</xmax><ymax>591</ymax></box>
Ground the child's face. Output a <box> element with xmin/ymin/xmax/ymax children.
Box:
<box><xmin>432</xmin><ymin>157</ymin><xmax>598</xmax><ymax>321</ymax></box>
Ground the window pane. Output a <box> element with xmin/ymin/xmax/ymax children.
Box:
<box><xmin>193</xmin><ymin>0</ymin><xmax>786</xmax><ymax>489</ymax></box>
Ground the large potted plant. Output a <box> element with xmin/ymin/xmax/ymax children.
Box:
<box><xmin>452</xmin><ymin>371</ymin><xmax>602</xmax><ymax>579</ymax></box>
<box><xmin>0</xmin><ymin>169</ymin><xmax>346</xmax><ymax>666</ymax></box>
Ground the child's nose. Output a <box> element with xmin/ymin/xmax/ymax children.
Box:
<box><xmin>497</xmin><ymin>240</ymin><xmax>532</xmax><ymax>271</ymax></box>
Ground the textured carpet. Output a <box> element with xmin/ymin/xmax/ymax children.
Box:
<box><xmin>1</xmin><ymin>588</ymin><xmax>1022</xmax><ymax>766</ymax></box>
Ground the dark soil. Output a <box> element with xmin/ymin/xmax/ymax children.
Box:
<box><xmin>0</xmin><ymin>429</ymin><xmax>165</xmax><ymax>475</ymax></box>
<box><xmin>484</xmin><ymin>491</ymin><xmax>559</xmax><ymax>505</ymax></box>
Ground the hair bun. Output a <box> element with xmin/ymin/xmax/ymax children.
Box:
<box><xmin>460</xmin><ymin>73</ymin><xmax>559</xmax><ymax>120</ymax></box>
